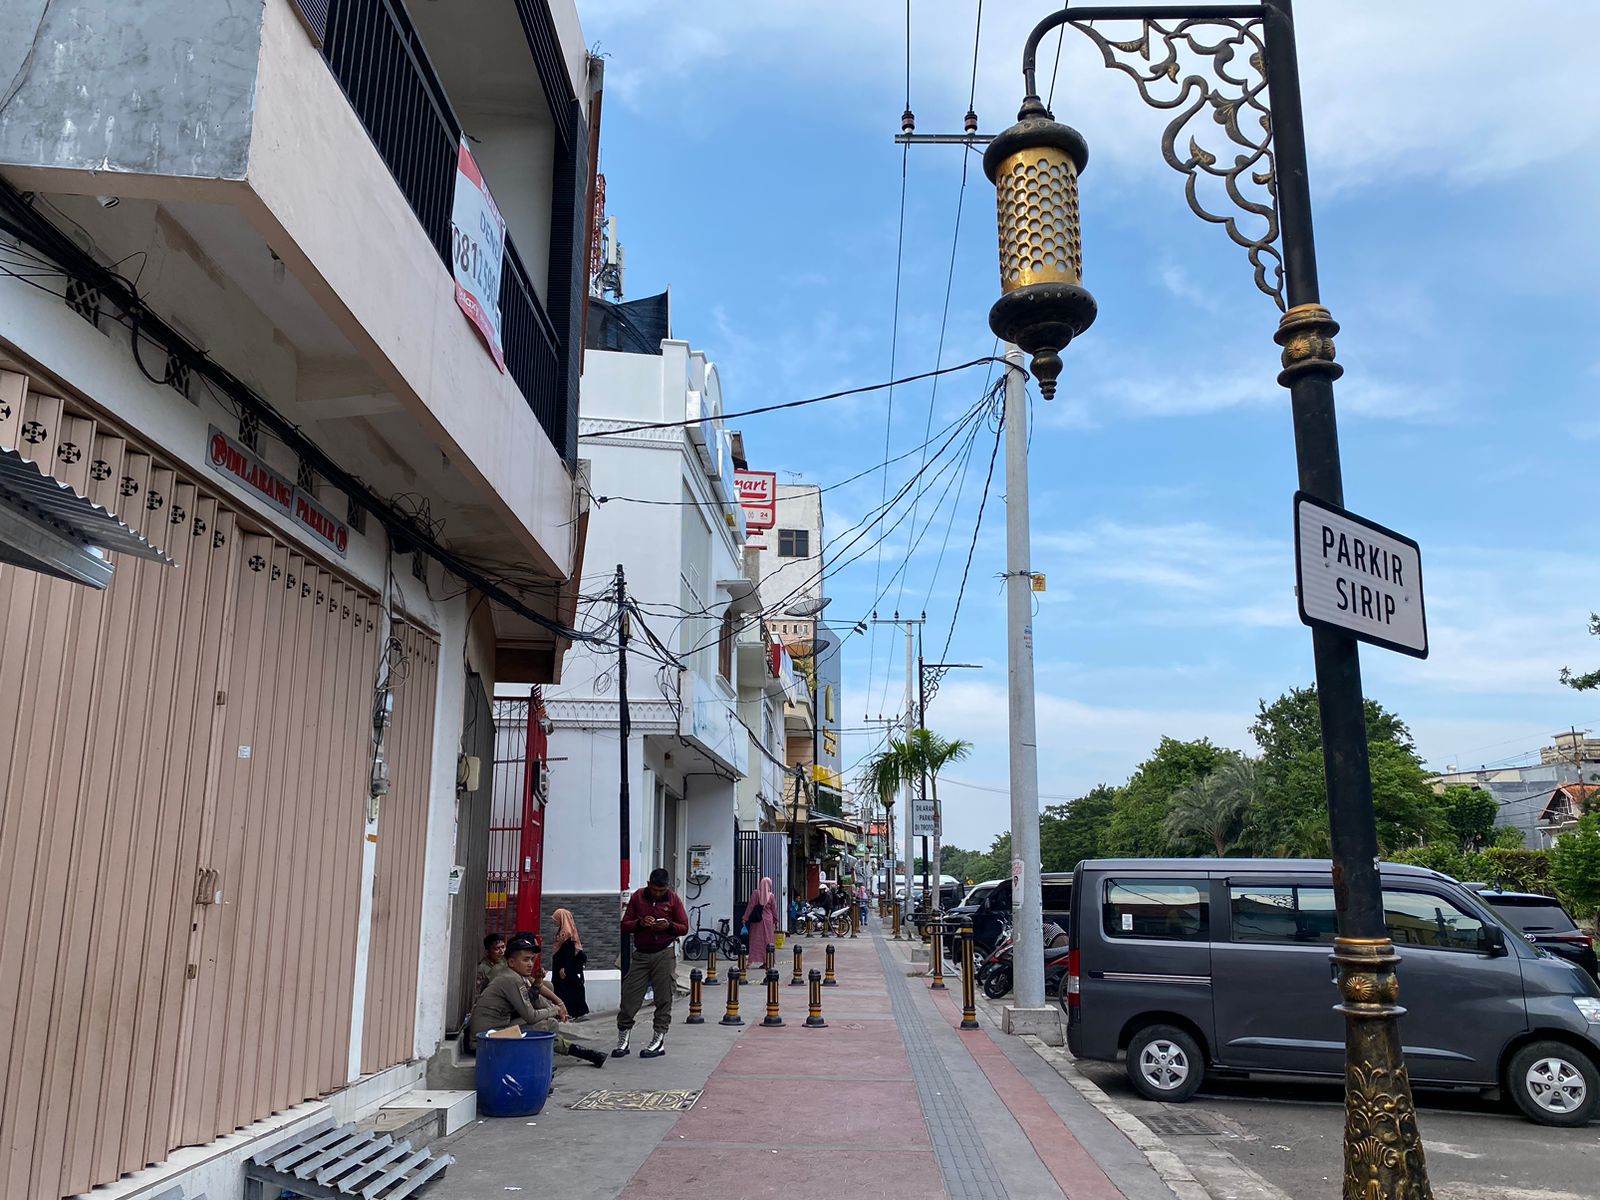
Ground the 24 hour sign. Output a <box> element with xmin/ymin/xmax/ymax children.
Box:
<box><xmin>1294</xmin><ymin>493</ymin><xmax>1427</xmax><ymax>658</ymax></box>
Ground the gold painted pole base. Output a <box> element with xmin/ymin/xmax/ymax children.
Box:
<box><xmin>1332</xmin><ymin>937</ymin><xmax>1433</xmax><ymax>1200</ymax></box>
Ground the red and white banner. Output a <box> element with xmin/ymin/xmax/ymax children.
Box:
<box><xmin>450</xmin><ymin>142</ymin><xmax>507</xmax><ymax>372</ymax></box>
<box><xmin>735</xmin><ymin>469</ymin><xmax>776</xmax><ymax>531</ymax></box>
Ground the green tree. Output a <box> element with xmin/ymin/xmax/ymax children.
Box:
<box><xmin>1106</xmin><ymin>738</ymin><xmax>1228</xmax><ymax>857</ymax></box>
<box><xmin>1243</xmin><ymin>686</ymin><xmax>1441</xmax><ymax>855</ymax></box>
<box><xmin>864</xmin><ymin>730</ymin><xmax>972</xmax><ymax>901</ymax></box>
<box><xmin>1163</xmin><ymin>756</ymin><xmax>1259</xmax><ymax>856</ymax></box>
<box><xmin>1438</xmin><ymin>784</ymin><xmax>1498</xmax><ymax>852</ymax></box>
<box><xmin>1551</xmin><ymin>814</ymin><xmax>1600</xmax><ymax>929</ymax></box>
<box><xmin>1559</xmin><ymin>614</ymin><xmax>1600</xmax><ymax>691</ymax></box>
<box><xmin>1041</xmin><ymin>785</ymin><xmax>1117</xmax><ymax>871</ymax></box>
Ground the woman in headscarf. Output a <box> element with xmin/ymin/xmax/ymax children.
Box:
<box><xmin>742</xmin><ymin>877</ymin><xmax>777</xmax><ymax>966</ymax></box>
<box><xmin>550</xmin><ymin>907</ymin><xmax>590</xmax><ymax>1020</ymax></box>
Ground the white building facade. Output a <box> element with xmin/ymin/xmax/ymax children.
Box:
<box><xmin>0</xmin><ymin>2</ymin><xmax>596</xmax><ymax>1196</ymax></box>
<box><xmin>540</xmin><ymin>327</ymin><xmax>788</xmax><ymax>978</ymax></box>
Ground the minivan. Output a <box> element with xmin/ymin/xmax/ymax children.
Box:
<box><xmin>1066</xmin><ymin>859</ymin><xmax>1600</xmax><ymax>1126</ymax></box>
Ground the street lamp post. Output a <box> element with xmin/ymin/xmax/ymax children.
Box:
<box><xmin>987</xmin><ymin>4</ymin><xmax>1430</xmax><ymax>1198</ymax></box>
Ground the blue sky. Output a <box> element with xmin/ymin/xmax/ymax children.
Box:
<box><xmin>581</xmin><ymin>0</ymin><xmax>1600</xmax><ymax>849</ymax></box>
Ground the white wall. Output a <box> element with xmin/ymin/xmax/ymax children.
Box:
<box><xmin>684</xmin><ymin>774</ymin><xmax>737</xmax><ymax>928</ymax></box>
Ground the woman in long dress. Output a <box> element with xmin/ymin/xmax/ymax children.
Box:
<box><xmin>742</xmin><ymin>877</ymin><xmax>778</xmax><ymax>967</ymax></box>
<box><xmin>550</xmin><ymin>908</ymin><xmax>590</xmax><ymax>1020</ymax></box>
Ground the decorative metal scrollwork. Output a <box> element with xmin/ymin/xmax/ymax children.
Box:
<box><xmin>57</xmin><ymin>441</ymin><xmax>81</xmax><ymax>465</ymax></box>
<box><xmin>146</xmin><ymin>490</ymin><xmax>164</xmax><ymax>512</ymax></box>
<box><xmin>90</xmin><ymin>459</ymin><xmax>111</xmax><ymax>481</ymax></box>
<box><xmin>120</xmin><ymin>476</ymin><xmax>139</xmax><ymax>497</ymax></box>
<box><xmin>271</xmin><ymin>564</ymin><xmax>281</xmax><ymax>581</ymax></box>
<box><xmin>248</xmin><ymin>554</ymin><xmax>266</xmax><ymax>572</ymax></box>
<box><xmin>20</xmin><ymin>419</ymin><xmax>46</xmax><ymax>444</ymax></box>
<box><xmin>1070</xmin><ymin>15</ymin><xmax>1285</xmax><ymax>310</ymax></box>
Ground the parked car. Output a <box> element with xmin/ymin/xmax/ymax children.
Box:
<box><xmin>1470</xmin><ymin>886</ymin><xmax>1600</xmax><ymax>980</ymax></box>
<box><xmin>1066</xmin><ymin>858</ymin><xmax>1600</xmax><ymax>1126</ymax></box>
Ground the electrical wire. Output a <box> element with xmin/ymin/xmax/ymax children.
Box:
<box><xmin>939</xmin><ymin>400</ymin><xmax>1006</xmax><ymax>661</ymax></box>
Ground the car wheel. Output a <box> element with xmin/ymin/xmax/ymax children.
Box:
<box><xmin>1507</xmin><ymin>1040</ymin><xmax>1600</xmax><ymax>1126</ymax></box>
<box><xmin>1126</xmin><ymin>1024</ymin><xmax>1204</xmax><ymax>1103</ymax></box>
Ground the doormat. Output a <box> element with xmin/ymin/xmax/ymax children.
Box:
<box><xmin>571</xmin><ymin>1089</ymin><xmax>702</xmax><ymax>1112</ymax></box>
<box><xmin>1141</xmin><ymin>1112</ymin><xmax>1219</xmax><ymax>1137</ymax></box>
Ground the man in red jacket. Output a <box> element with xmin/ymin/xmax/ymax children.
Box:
<box><xmin>613</xmin><ymin>867</ymin><xmax>688</xmax><ymax>1059</ymax></box>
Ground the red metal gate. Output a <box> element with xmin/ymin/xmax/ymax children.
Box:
<box><xmin>486</xmin><ymin>690</ymin><xmax>547</xmax><ymax>941</ymax></box>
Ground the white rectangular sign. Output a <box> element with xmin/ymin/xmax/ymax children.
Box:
<box><xmin>1295</xmin><ymin>492</ymin><xmax>1427</xmax><ymax>658</ymax></box>
<box><xmin>450</xmin><ymin>142</ymin><xmax>507</xmax><ymax>372</ymax></box>
<box><xmin>910</xmin><ymin>798</ymin><xmax>936</xmax><ymax>838</ymax></box>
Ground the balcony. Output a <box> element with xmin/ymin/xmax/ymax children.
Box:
<box><xmin>0</xmin><ymin>0</ymin><xmax>589</xmax><ymax>592</ymax></box>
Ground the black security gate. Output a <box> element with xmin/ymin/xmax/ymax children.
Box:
<box><xmin>735</xmin><ymin>828</ymin><xmax>761</xmax><ymax>929</ymax></box>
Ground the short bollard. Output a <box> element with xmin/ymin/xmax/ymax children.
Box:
<box><xmin>765</xmin><ymin>941</ymin><xmax>776</xmax><ymax>974</ymax></box>
<box><xmin>805</xmin><ymin>968</ymin><xmax>827</xmax><ymax>1028</ymax></box>
<box><xmin>720</xmin><ymin>968</ymin><xmax>743</xmax><ymax>1026</ymax></box>
<box><xmin>705</xmin><ymin>946</ymin><xmax>719</xmax><ymax>986</ymax></box>
<box><xmin>959</xmin><ymin>923</ymin><xmax>980</xmax><ymax>1030</ymax></box>
<box><xmin>892</xmin><ymin>902</ymin><xmax>902</xmax><ymax>940</ymax></box>
<box><xmin>823</xmin><ymin>943</ymin><xmax>838</xmax><ymax>987</ymax></box>
<box><xmin>738</xmin><ymin>947</ymin><xmax>748</xmax><ymax>977</ymax></box>
<box><xmin>850</xmin><ymin>902</ymin><xmax>859</xmax><ymax>939</ymax></box>
<box><xmin>790</xmin><ymin>941</ymin><xmax>804</xmax><ymax>986</ymax></box>
<box><xmin>686</xmin><ymin>968</ymin><xmax>705</xmax><ymax>1025</ymax></box>
<box><xmin>762</xmin><ymin>969</ymin><xmax>784</xmax><ymax>1026</ymax></box>
<box><xmin>929</xmin><ymin>926</ymin><xmax>946</xmax><ymax>990</ymax></box>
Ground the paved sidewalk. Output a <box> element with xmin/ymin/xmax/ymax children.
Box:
<box><xmin>428</xmin><ymin>922</ymin><xmax>1187</xmax><ymax>1200</ymax></box>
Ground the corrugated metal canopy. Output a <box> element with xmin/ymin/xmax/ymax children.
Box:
<box><xmin>0</xmin><ymin>444</ymin><xmax>172</xmax><ymax>587</ymax></box>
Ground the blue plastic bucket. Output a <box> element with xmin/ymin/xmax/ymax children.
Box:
<box><xmin>475</xmin><ymin>1029</ymin><xmax>556</xmax><ymax>1117</ymax></box>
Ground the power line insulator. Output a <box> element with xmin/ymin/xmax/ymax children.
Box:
<box><xmin>964</xmin><ymin>109</ymin><xmax>978</xmax><ymax>136</ymax></box>
<box><xmin>901</xmin><ymin>108</ymin><xmax>916</xmax><ymax>134</ymax></box>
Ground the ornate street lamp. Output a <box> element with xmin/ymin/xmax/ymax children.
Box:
<box><xmin>990</xmin><ymin>4</ymin><xmax>1431</xmax><ymax>1198</ymax></box>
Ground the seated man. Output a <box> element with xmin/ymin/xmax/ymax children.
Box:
<box><xmin>471</xmin><ymin>935</ymin><xmax>607</xmax><ymax>1068</ymax></box>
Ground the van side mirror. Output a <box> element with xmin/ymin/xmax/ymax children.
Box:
<box><xmin>1480</xmin><ymin>926</ymin><xmax>1507</xmax><ymax>957</ymax></box>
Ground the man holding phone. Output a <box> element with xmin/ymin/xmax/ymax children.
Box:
<box><xmin>613</xmin><ymin>867</ymin><xmax>688</xmax><ymax>1059</ymax></box>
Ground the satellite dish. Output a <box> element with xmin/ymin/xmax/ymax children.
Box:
<box><xmin>784</xmin><ymin>597</ymin><xmax>832</xmax><ymax>617</ymax></box>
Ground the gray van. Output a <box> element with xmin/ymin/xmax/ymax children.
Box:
<box><xmin>1066</xmin><ymin>859</ymin><xmax>1600</xmax><ymax>1126</ymax></box>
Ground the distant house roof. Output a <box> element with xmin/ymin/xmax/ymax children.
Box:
<box><xmin>1539</xmin><ymin>783</ymin><xmax>1600</xmax><ymax>825</ymax></box>
<box><xmin>586</xmin><ymin>291</ymin><xmax>669</xmax><ymax>354</ymax></box>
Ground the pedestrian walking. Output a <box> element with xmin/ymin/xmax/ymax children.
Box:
<box><xmin>470</xmin><ymin>935</ymin><xmax>607</xmax><ymax>1067</ymax></box>
<box><xmin>741</xmin><ymin>876</ymin><xmax>777</xmax><ymax>964</ymax></box>
<box><xmin>856</xmin><ymin>880</ymin><xmax>869</xmax><ymax>923</ymax></box>
<box><xmin>474</xmin><ymin>933</ymin><xmax>507</xmax><ymax>995</ymax></box>
<box><xmin>613</xmin><ymin>867</ymin><xmax>688</xmax><ymax>1059</ymax></box>
<box><xmin>550</xmin><ymin>907</ymin><xmax>590</xmax><ymax>1021</ymax></box>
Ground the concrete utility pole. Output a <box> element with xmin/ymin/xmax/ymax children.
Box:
<box><xmin>1001</xmin><ymin>345</ymin><xmax>1053</xmax><ymax>1039</ymax></box>
<box><xmin>871</xmin><ymin>613</ymin><xmax>924</xmax><ymax>936</ymax></box>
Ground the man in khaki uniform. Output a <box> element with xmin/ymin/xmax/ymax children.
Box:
<box><xmin>471</xmin><ymin>935</ymin><xmax>607</xmax><ymax>1067</ymax></box>
<box><xmin>613</xmin><ymin>868</ymin><xmax>688</xmax><ymax>1059</ymax></box>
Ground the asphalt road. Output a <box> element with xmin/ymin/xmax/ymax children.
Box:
<box><xmin>1074</xmin><ymin>1060</ymin><xmax>1600</xmax><ymax>1200</ymax></box>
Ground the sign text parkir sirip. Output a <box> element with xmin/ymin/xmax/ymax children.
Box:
<box><xmin>1294</xmin><ymin>493</ymin><xmax>1427</xmax><ymax>658</ymax></box>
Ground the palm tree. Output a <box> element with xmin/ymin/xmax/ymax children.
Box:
<box><xmin>903</xmin><ymin>729</ymin><xmax>972</xmax><ymax>904</ymax></box>
<box><xmin>1164</xmin><ymin>758</ymin><xmax>1259</xmax><ymax>856</ymax></box>
<box><xmin>864</xmin><ymin>739</ymin><xmax>912</xmax><ymax>909</ymax></box>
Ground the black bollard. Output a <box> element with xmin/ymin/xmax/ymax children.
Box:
<box><xmin>929</xmin><ymin>925</ymin><xmax>946</xmax><ymax>990</ymax></box>
<box><xmin>959</xmin><ymin>923</ymin><xmax>979</xmax><ymax>1030</ymax></box>
<box><xmin>791</xmin><ymin>941</ymin><xmax>804</xmax><ymax>985</ymax></box>
<box><xmin>823</xmin><ymin>943</ymin><xmax>837</xmax><ymax>987</ymax></box>
<box><xmin>765</xmin><ymin>941</ymin><xmax>776</xmax><ymax>974</ymax></box>
<box><xmin>805</xmin><ymin>968</ymin><xmax>827</xmax><ymax>1028</ymax></box>
<box><xmin>762</xmin><ymin>969</ymin><xmax>784</xmax><ymax>1027</ymax></box>
<box><xmin>720</xmin><ymin>968</ymin><xmax>743</xmax><ymax>1026</ymax></box>
<box><xmin>686</xmin><ymin>968</ymin><xmax>705</xmax><ymax>1025</ymax></box>
<box><xmin>737</xmin><ymin>947</ymin><xmax>748</xmax><ymax>977</ymax></box>
<box><xmin>705</xmin><ymin>945</ymin><xmax>719</xmax><ymax>986</ymax></box>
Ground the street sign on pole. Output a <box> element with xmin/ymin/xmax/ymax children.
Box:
<box><xmin>910</xmin><ymin>799</ymin><xmax>935</xmax><ymax>838</ymax></box>
<box><xmin>1294</xmin><ymin>493</ymin><xmax>1427</xmax><ymax>659</ymax></box>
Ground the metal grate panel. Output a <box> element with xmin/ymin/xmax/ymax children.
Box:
<box><xmin>1141</xmin><ymin>1112</ymin><xmax>1221</xmax><ymax>1137</ymax></box>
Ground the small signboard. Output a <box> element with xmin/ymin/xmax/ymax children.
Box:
<box><xmin>1294</xmin><ymin>492</ymin><xmax>1427</xmax><ymax>658</ymax></box>
<box><xmin>206</xmin><ymin>426</ymin><xmax>349</xmax><ymax>558</ymax></box>
<box><xmin>910</xmin><ymin>798</ymin><xmax>936</xmax><ymax>838</ymax></box>
<box><xmin>735</xmin><ymin>469</ymin><xmax>776</xmax><ymax>531</ymax></box>
<box><xmin>450</xmin><ymin>142</ymin><xmax>507</xmax><ymax>372</ymax></box>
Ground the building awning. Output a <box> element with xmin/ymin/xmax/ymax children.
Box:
<box><xmin>0</xmin><ymin>445</ymin><xmax>171</xmax><ymax>588</ymax></box>
<box><xmin>818</xmin><ymin>826</ymin><xmax>854</xmax><ymax>848</ymax></box>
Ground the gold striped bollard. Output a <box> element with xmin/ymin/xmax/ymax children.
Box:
<box><xmin>892</xmin><ymin>900</ymin><xmax>902</xmax><ymax>940</ymax></box>
<box><xmin>805</xmin><ymin>968</ymin><xmax>827</xmax><ymax>1028</ymax></box>
<box><xmin>686</xmin><ymin>968</ymin><xmax>705</xmax><ymax>1024</ymax></box>
<box><xmin>765</xmin><ymin>941</ymin><xmax>776</xmax><ymax>974</ymax></box>
<box><xmin>720</xmin><ymin>968</ymin><xmax>743</xmax><ymax>1026</ymax></box>
<box><xmin>959</xmin><ymin>923</ymin><xmax>979</xmax><ymax>1030</ymax></box>
<box><xmin>929</xmin><ymin>924</ymin><xmax>946</xmax><ymax>990</ymax></box>
<box><xmin>850</xmin><ymin>899</ymin><xmax>859</xmax><ymax>939</ymax></box>
<box><xmin>738</xmin><ymin>946</ymin><xmax>748</xmax><ymax>977</ymax></box>
<box><xmin>790</xmin><ymin>941</ymin><xmax>804</xmax><ymax>986</ymax></box>
<box><xmin>762</xmin><ymin>968</ymin><xmax>785</xmax><ymax>1026</ymax></box>
<box><xmin>704</xmin><ymin>945</ymin><xmax>719</xmax><ymax>986</ymax></box>
<box><xmin>823</xmin><ymin>943</ymin><xmax>837</xmax><ymax>987</ymax></box>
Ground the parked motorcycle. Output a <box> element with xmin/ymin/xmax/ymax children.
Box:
<box><xmin>977</xmin><ymin>921</ymin><xmax>1071</xmax><ymax>999</ymax></box>
<box><xmin>794</xmin><ymin>903</ymin><xmax>852</xmax><ymax>937</ymax></box>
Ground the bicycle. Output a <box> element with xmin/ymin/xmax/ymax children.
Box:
<box><xmin>681</xmin><ymin>902</ymin><xmax>743</xmax><ymax>961</ymax></box>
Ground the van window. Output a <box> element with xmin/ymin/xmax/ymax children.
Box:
<box><xmin>1383</xmin><ymin>889</ymin><xmax>1486</xmax><ymax>952</ymax></box>
<box><xmin>1230</xmin><ymin>885</ymin><xmax>1338</xmax><ymax>944</ymax></box>
<box><xmin>1104</xmin><ymin>881</ymin><xmax>1208</xmax><ymax>941</ymax></box>
<box><xmin>1041</xmin><ymin>883</ymin><xmax>1073</xmax><ymax>911</ymax></box>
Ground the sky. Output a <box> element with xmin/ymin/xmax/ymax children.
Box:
<box><xmin>578</xmin><ymin>1</ymin><xmax>1600</xmax><ymax>850</ymax></box>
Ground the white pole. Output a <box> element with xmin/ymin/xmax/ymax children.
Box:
<box><xmin>1004</xmin><ymin>344</ymin><xmax>1046</xmax><ymax>1014</ymax></box>
<box><xmin>902</xmin><ymin>620</ymin><xmax>916</xmax><ymax>937</ymax></box>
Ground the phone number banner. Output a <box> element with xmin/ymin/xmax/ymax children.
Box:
<box><xmin>450</xmin><ymin>141</ymin><xmax>507</xmax><ymax>372</ymax></box>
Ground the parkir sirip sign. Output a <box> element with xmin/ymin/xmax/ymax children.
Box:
<box><xmin>1294</xmin><ymin>492</ymin><xmax>1427</xmax><ymax>659</ymax></box>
